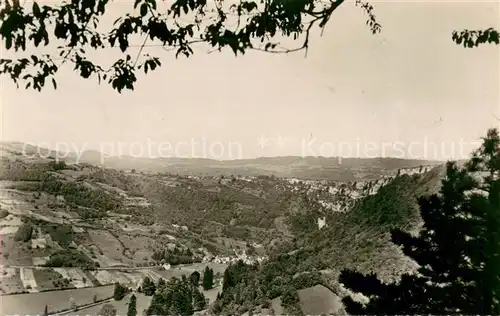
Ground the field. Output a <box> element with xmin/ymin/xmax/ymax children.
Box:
<box><xmin>296</xmin><ymin>284</ymin><xmax>342</xmax><ymax>315</ymax></box>
<box><xmin>32</xmin><ymin>256</ymin><xmax>50</xmax><ymax>265</ymax></box>
<box><xmin>86</xmin><ymin>229</ymin><xmax>129</xmax><ymax>266</ymax></box>
<box><xmin>175</xmin><ymin>262</ymin><xmax>229</xmax><ymax>275</ymax></box>
<box><xmin>0</xmin><ymin>189</ymin><xmax>34</xmax><ymax>217</ymax></box>
<box><xmin>115</xmin><ymin>233</ymin><xmax>157</xmax><ymax>263</ymax></box>
<box><xmin>32</xmin><ymin>268</ymin><xmax>75</xmax><ymax>291</ymax></box>
<box><xmin>111</xmin><ymin>271</ymin><xmax>144</xmax><ymax>286</ymax></box>
<box><xmin>63</xmin><ymin>268</ymin><xmax>94</xmax><ymax>288</ymax></box>
<box><xmin>0</xmin><ymin>213</ymin><xmax>22</xmax><ymax>235</ymax></box>
<box><xmin>137</xmin><ymin>269</ymin><xmax>164</xmax><ymax>283</ymax></box>
<box><xmin>1</xmin><ymin>284</ymin><xmax>115</xmax><ymax>315</ymax></box>
<box><xmin>151</xmin><ymin>268</ymin><xmax>192</xmax><ymax>280</ymax></box>
<box><xmin>271</xmin><ymin>297</ymin><xmax>285</xmax><ymax>315</ymax></box>
<box><xmin>150</xmin><ymin>263</ymin><xmax>228</xmax><ymax>282</ymax></box>
<box><xmin>1</xmin><ymin>233</ymin><xmax>34</xmax><ymax>266</ymax></box>
<box><xmin>203</xmin><ymin>285</ymin><xmax>222</xmax><ymax>304</ymax></box>
<box><xmin>85</xmin><ymin>268</ymin><xmax>198</xmax><ymax>288</ymax></box>
<box><xmin>20</xmin><ymin>268</ymin><xmax>38</xmax><ymax>292</ymax></box>
<box><xmin>107</xmin><ymin>271</ymin><xmax>130</xmax><ymax>284</ymax></box>
<box><xmin>90</xmin><ymin>270</ymin><xmax>116</xmax><ymax>285</ymax></box>
<box><xmin>0</xmin><ymin>267</ymin><xmax>24</xmax><ymax>294</ymax></box>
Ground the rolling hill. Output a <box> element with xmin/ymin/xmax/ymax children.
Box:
<box><xmin>0</xmin><ymin>141</ymin><xmax>446</xmax><ymax>315</ymax></box>
<box><xmin>1</xmin><ymin>141</ymin><xmax>443</xmax><ymax>181</ymax></box>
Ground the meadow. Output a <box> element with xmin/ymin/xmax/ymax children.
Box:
<box><xmin>1</xmin><ymin>285</ymin><xmax>114</xmax><ymax>315</ymax></box>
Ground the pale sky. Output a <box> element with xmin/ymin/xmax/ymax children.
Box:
<box><xmin>1</xmin><ymin>0</ymin><xmax>499</xmax><ymax>161</ymax></box>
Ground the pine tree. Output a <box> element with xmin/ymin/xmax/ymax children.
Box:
<box><xmin>43</xmin><ymin>305</ymin><xmax>48</xmax><ymax>316</ymax></box>
<box><xmin>169</xmin><ymin>280</ymin><xmax>194</xmax><ymax>316</ymax></box>
<box><xmin>146</xmin><ymin>292</ymin><xmax>167</xmax><ymax>316</ymax></box>
<box><xmin>146</xmin><ymin>275</ymin><xmax>201</xmax><ymax>316</ymax></box>
<box><xmin>127</xmin><ymin>294</ymin><xmax>137</xmax><ymax>316</ymax></box>
<box><xmin>202</xmin><ymin>266</ymin><xmax>214</xmax><ymax>290</ymax></box>
<box><xmin>339</xmin><ymin>128</ymin><xmax>500</xmax><ymax>314</ymax></box>
<box><xmin>222</xmin><ymin>268</ymin><xmax>233</xmax><ymax>291</ymax></box>
<box><xmin>142</xmin><ymin>277</ymin><xmax>156</xmax><ymax>296</ymax></box>
<box><xmin>157</xmin><ymin>278</ymin><xmax>166</xmax><ymax>292</ymax></box>
<box><xmin>113</xmin><ymin>283</ymin><xmax>127</xmax><ymax>301</ymax></box>
<box><xmin>193</xmin><ymin>288</ymin><xmax>207</xmax><ymax>311</ymax></box>
<box><xmin>465</xmin><ymin>128</ymin><xmax>500</xmax><ymax>314</ymax></box>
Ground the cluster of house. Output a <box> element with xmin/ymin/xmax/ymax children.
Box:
<box><xmin>172</xmin><ymin>224</ymin><xmax>189</xmax><ymax>231</ymax></box>
<box><xmin>396</xmin><ymin>165</ymin><xmax>434</xmax><ymax>176</ymax></box>
<box><xmin>201</xmin><ymin>250</ymin><xmax>268</xmax><ymax>265</ymax></box>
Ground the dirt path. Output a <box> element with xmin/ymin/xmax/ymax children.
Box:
<box><xmin>51</xmin><ymin>297</ymin><xmax>113</xmax><ymax>315</ymax></box>
<box><xmin>4</xmin><ymin>265</ymin><xmax>161</xmax><ymax>270</ymax></box>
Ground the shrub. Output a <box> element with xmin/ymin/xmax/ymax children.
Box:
<box><xmin>14</xmin><ymin>222</ymin><xmax>33</xmax><ymax>242</ymax></box>
<box><xmin>113</xmin><ymin>283</ymin><xmax>128</xmax><ymax>301</ymax></box>
<box><xmin>99</xmin><ymin>304</ymin><xmax>117</xmax><ymax>316</ymax></box>
<box><xmin>0</xmin><ymin>209</ymin><xmax>9</xmax><ymax>219</ymax></box>
<box><xmin>44</xmin><ymin>249</ymin><xmax>98</xmax><ymax>269</ymax></box>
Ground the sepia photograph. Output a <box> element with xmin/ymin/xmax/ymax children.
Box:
<box><xmin>0</xmin><ymin>0</ymin><xmax>499</xmax><ymax>315</ymax></box>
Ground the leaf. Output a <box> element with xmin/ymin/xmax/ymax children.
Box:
<box><xmin>32</xmin><ymin>2</ymin><xmax>41</xmax><ymax>16</ymax></box>
<box><xmin>187</xmin><ymin>25</ymin><xmax>194</xmax><ymax>37</ymax></box>
<box><xmin>147</xmin><ymin>0</ymin><xmax>157</xmax><ymax>10</ymax></box>
<box><xmin>118</xmin><ymin>37</ymin><xmax>128</xmax><ymax>52</ymax></box>
<box><xmin>140</xmin><ymin>3</ymin><xmax>148</xmax><ymax>17</ymax></box>
<box><xmin>5</xmin><ymin>36</ymin><xmax>12</xmax><ymax>50</ymax></box>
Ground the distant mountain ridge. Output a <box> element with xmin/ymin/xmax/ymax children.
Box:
<box><xmin>0</xmin><ymin>142</ymin><xmax>444</xmax><ymax>181</ymax></box>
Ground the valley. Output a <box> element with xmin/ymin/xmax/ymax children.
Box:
<box><xmin>0</xmin><ymin>142</ymin><xmax>445</xmax><ymax>315</ymax></box>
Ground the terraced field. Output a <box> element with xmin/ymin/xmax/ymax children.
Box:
<box><xmin>1</xmin><ymin>266</ymin><xmax>176</xmax><ymax>294</ymax></box>
<box><xmin>0</xmin><ymin>142</ymin><xmax>447</xmax><ymax>316</ymax></box>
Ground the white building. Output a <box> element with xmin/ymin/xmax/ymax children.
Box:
<box><xmin>318</xmin><ymin>217</ymin><xmax>327</xmax><ymax>230</ymax></box>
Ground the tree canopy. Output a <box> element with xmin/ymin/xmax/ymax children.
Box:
<box><xmin>99</xmin><ymin>303</ymin><xmax>117</xmax><ymax>316</ymax></box>
<box><xmin>141</xmin><ymin>276</ymin><xmax>157</xmax><ymax>296</ymax></box>
<box><xmin>0</xmin><ymin>0</ymin><xmax>382</xmax><ymax>92</ymax></box>
<box><xmin>1</xmin><ymin>0</ymin><xmax>498</xmax><ymax>93</ymax></box>
<box><xmin>113</xmin><ymin>282</ymin><xmax>128</xmax><ymax>301</ymax></box>
<box><xmin>339</xmin><ymin>128</ymin><xmax>500</xmax><ymax>314</ymax></box>
<box><xmin>146</xmin><ymin>275</ymin><xmax>205</xmax><ymax>316</ymax></box>
<box><xmin>452</xmin><ymin>28</ymin><xmax>500</xmax><ymax>48</ymax></box>
<box><xmin>202</xmin><ymin>266</ymin><xmax>214</xmax><ymax>290</ymax></box>
<box><xmin>127</xmin><ymin>294</ymin><xmax>138</xmax><ymax>316</ymax></box>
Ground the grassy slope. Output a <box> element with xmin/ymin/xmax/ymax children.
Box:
<box><xmin>1</xmin><ymin>142</ymin><xmax>442</xmax><ymax>181</ymax></box>
<box><xmin>1</xmin><ymin>148</ymin><xmax>445</xmax><ymax>315</ymax></box>
<box><xmin>1</xmin><ymin>150</ymin><xmax>444</xmax><ymax>257</ymax></box>
<box><xmin>212</xmin><ymin>166</ymin><xmax>444</xmax><ymax>315</ymax></box>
